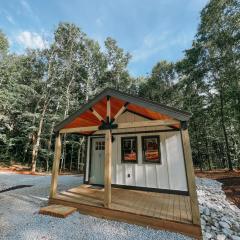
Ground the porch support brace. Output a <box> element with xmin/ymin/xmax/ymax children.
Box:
<box><xmin>90</xmin><ymin>107</ymin><xmax>104</xmax><ymax>122</ymax></box>
<box><xmin>50</xmin><ymin>133</ymin><xmax>62</xmax><ymax>198</ymax></box>
<box><xmin>112</xmin><ymin>102</ymin><xmax>129</xmax><ymax>122</ymax></box>
<box><xmin>181</xmin><ymin>126</ymin><xmax>200</xmax><ymax>225</ymax></box>
<box><xmin>104</xmin><ymin>129</ymin><xmax>112</xmax><ymax>208</ymax></box>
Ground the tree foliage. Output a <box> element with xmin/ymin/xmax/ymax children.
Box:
<box><xmin>0</xmin><ymin>0</ymin><xmax>239</xmax><ymax>172</ymax></box>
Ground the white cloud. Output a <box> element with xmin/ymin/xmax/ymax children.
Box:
<box><xmin>132</xmin><ymin>32</ymin><xmax>169</xmax><ymax>62</ymax></box>
<box><xmin>96</xmin><ymin>18</ymin><xmax>103</xmax><ymax>27</ymax></box>
<box><xmin>1</xmin><ymin>9</ymin><xmax>15</xmax><ymax>24</ymax></box>
<box><xmin>132</xmin><ymin>31</ymin><xmax>194</xmax><ymax>63</ymax></box>
<box><xmin>16</xmin><ymin>31</ymin><xmax>45</xmax><ymax>49</ymax></box>
<box><xmin>19</xmin><ymin>0</ymin><xmax>41</xmax><ymax>25</ymax></box>
<box><xmin>20</xmin><ymin>0</ymin><xmax>32</xmax><ymax>13</ymax></box>
<box><xmin>6</xmin><ymin>14</ymin><xmax>15</xmax><ymax>24</ymax></box>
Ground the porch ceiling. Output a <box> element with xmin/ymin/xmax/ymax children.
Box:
<box><xmin>54</xmin><ymin>88</ymin><xmax>191</xmax><ymax>134</ymax></box>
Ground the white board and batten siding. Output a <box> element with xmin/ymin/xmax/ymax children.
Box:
<box><xmin>85</xmin><ymin>111</ymin><xmax>188</xmax><ymax>192</ymax></box>
<box><xmin>111</xmin><ymin>131</ymin><xmax>188</xmax><ymax>191</ymax></box>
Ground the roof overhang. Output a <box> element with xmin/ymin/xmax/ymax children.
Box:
<box><xmin>54</xmin><ymin>88</ymin><xmax>191</xmax><ymax>134</ymax></box>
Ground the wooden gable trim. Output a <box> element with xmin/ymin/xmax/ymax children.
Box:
<box><xmin>90</xmin><ymin>107</ymin><xmax>104</xmax><ymax>122</ymax></box>
<box><xmin>54</xmin><ymin>88</ymin><xmax>191</xmax><ymax>132</ymax></box>
<box><xmin>112</xmin><ymin>102</ymin><xmax>129</xmax><ymax>122</ymax></box>
<box><xmin>59</xmin><ymin>119</ymin><xmax>180</xmax><ymax>134</ymax></box>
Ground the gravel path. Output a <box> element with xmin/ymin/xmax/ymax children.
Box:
<box><xmin>0</xmin><ymin>173</ymin><xmax>191</xmax><ymax>240</ymax></box>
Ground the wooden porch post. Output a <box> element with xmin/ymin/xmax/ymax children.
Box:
<box><xmin>104</xmin><ymin>95</ymin><xmax>112</xmax><ymax>208</ymax></box>
<box><xmin>181</xmin><ymin>127</ymin><xmax>200</xmax><ymax>225</ymax></box>
<box><xmin>104</xmin><ymin>129</ymin><xmax>112</xmax><ymax>208</ymax></box>
<box><xmin>49</xmin><ymin>133</ymin><xmax>62</xmax><ymax>198</ymax></box>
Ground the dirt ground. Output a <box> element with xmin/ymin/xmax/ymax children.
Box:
<box><xmin>0</xmin><ymin>164</ymin><xmax>46</xmax><ymax>175</ymax></box>
<box><xmin>0</xmin><ymin>164</ymin><xmax>81</xmax><ymax>176</ymax></box>
<box><xmin>195</xmin><ymin>169</ymin><xmax>240</xmax><ymax>208</ymax></box>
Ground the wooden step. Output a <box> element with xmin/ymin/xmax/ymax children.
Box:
<box><xmin>39</xmin><ymin>204</ymin><xmax>77</xmax><ymax>218</ymax></box>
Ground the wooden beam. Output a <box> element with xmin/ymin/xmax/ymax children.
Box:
<box><xmin>90</xmin><ymin>108</ymin><xmax>104</xmax><ymax>122</ymax></box>
<box><xmin>104</xmin><ymin>129</ymin><xmax>112</xmax><ymax>208</ymax></box>
<box><xmin>59</xmin><ymin>126</ymin><xmax>99</xmax><ymax>134</ymax></box>
<box><xmin>117</xmin><ymin>119</ymin><xmax>179</xmax><ymax>129</ymax></box>
<box><xmin>107</xmin><ymin>96</ymin><xmax>111</xmax><ymax>121</ymax></box>
<box><xmin>113</xmin><ymin>102</ymin><xmax>129</xmax><ymax>122</ymax></box>
<box><xmin>49</xmin><ymin>133</ymin><xmax>62</xmax><ymax>198</ymax></box>
<box><xmin>59</xmin><ymin>120</ymin><xmax>179</xmax><ymax>134</ymax></box>
<box><xmin>181</xmin><ymin>128</ymin><xmax>201</xmax><ymax>225</ymax></box>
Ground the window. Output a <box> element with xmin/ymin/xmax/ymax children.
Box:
<box><xmin>142</xmin><ymin>136</ymin><xmax>161</xmax><ymax>163</ymax></box>
<box><xmin>95</xmin><ymin>141</ymin><xmax>105</xmax><ymax>150</ymax></box>
<box><xmin>121</xmin><ymin>137</ymin><xmax>138</xmax><ymax>163</ymax></box>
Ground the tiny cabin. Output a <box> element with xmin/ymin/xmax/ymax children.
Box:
<box><xmin>49</xmin><ymin>88</ymin><xmax>201</xmax><ymax>239</ymax></box>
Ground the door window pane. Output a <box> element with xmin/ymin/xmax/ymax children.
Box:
<box><xmin>95</xmin><ymin>141</ymin><xmax>105</xmax><ymax>150</ymax></box>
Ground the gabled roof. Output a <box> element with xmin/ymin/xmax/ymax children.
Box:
<box><xmin>54</xmin><ymin>88</ymin><xmax>191</xmax><ymax>133</ymax></box>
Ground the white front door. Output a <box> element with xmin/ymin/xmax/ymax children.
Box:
<box><xmin>90</xmin><ymin>138</ymin><xmax>105</xmax><ymax>185</ymax></box>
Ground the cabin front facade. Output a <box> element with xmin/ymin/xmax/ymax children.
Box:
<box><xmin>49</xmin><ymin>88</ymin><xmax>201</xmax><ymax>239</ymax></box>
<box><xmin>85</xmin><ymin>114</ymin><xmax>188</xmax><ymax>193</ymax></box>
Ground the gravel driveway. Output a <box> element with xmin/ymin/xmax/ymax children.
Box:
<box><xmin>0</xmin><ymin>172</ymin><xmax>191</xmax><ymax>240</ymax></box>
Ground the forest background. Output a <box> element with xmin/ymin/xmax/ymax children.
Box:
<box><xmin>0</xmin><ymin>0</ymin><xmax>239</xmax><ymax>173</ymax></box>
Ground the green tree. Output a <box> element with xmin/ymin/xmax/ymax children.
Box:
<box><xmin>139</xmin><ymin>61</ymin><xmax>177</xmax><ymax>105</ymax></box>
<box><xmin>103</xmin><ymin>37</ymin><xmax>132</xmax><ymax>91</ymax></box>
<box><xmin>0</xmin><ymin>30</ymin><xmax>9</xmax><ymax>59</ymax></box>
<box><xmin>195</xmin><ymin>0</ymin><xmax>240</xmax><ymax>170</ymax></box>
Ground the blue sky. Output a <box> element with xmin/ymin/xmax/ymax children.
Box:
<box><xmin>0</xmin><ymin>0</ymin><xmax>208</xmax><ymax>76</ymax></box>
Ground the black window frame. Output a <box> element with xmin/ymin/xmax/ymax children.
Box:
<box><xmin>121</xmin><ymin>136</ymin><xmax>138</xmax><ymax>163</ymax></box>
<box><xmin>142</xmin><ymin>135</ymin><xmax>161</xmax><ymax>164</ymax></box>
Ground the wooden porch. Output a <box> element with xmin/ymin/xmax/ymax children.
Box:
<box><xmin>49</xmin><ymin>185</ymin><xmax>202</xmax><ymax>238</ymax></box>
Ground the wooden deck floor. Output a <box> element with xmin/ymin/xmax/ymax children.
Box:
<box><xmin>54</xmin><ymin>185</ymin><xmax>192</xmax><ymax>223</ymax></box>
<box><xmin>49</xmin><ymin>185</ymin><xmax>202</xmax><ymax>239</ymax></box>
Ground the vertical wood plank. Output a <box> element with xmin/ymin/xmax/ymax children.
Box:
<box><xmin>104</xmin><ymin>129</ymin><xmax>112</xmax><ymax>208</ymax></box>
<box><xmin>50</xmin><ymin>133</ymin><xmax>62</xmax><ymax>198</ymax></box>
<box><xmin>181</xmin><ymin>128</ymin><xmax>201</xmax><ymax>225</ymax></box>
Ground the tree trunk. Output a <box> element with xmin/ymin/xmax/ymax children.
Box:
<box><xmin>23</xmin><ymin>96</ymin><xmax>44</xmax><ymax>163</ymax></box>
<box><xmin>205</xmin><ymin>139</ymin><xmax>212</xmax><ymax>171</ymax></box>
<box><xmin>219</xmin><ymin>88</ymin><xmax>233</xmax><ymax>170</ymax></box>
<box><xmin>31</xmin><ymin>100</ymin><xmax>48</xmax><ymax>173</ymax></box>
<box><xmin>77</xmin><ymin>142</ymin><xmax>81</xmax><ymax>172</ymax></box>
<box><xmin>61</xmin><ymin>73</ymin><xmax>75</xmax><ymax>172</ymax></box>
<box><xmin>70</xmin><ymin>144</ymin><xmax>74</xmax><ymax>171</ymax></box>
<box><xmin>46</xmin><ymin>99</ymin><xmax>61</xmax><ymax>171</ymax></box>
<box><xmin>80</xmin><ymin>137</ymin><xmax>85</xmax><ymax>172</ymax></box>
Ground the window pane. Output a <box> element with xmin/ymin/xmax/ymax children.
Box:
<box><xmin>122</xmin><ymin>137</ymin><xmax>137</xmax><ymax>162</ymax></box>
<box><xmin>143</xmin><ymin>137</ymin><xmax>160</xmax><ymax>162</ymax></box>
<box><xmin>102</xmin><ymin>142</ymin><xmax>105</xmax><ymax>150</ymax></box>
<box><xmin>95</xmin><ymin>141</ymin><xmax>105</xmax><ymax>150</ymax></box>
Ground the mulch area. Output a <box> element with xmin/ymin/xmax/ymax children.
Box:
<box><xmin>0</xmin><ymin>165</ymin><xmax>47</xmax><ymax>175</ymax></box>
<box><xmin>0</xmin><ymin>164</ymin><xmax>82</xmax><ymax>176</ymax></box>
<box><xmin>195</xmin><ymin>169</ymin><xmax>240</xmax><ymax>208</ymax></box>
